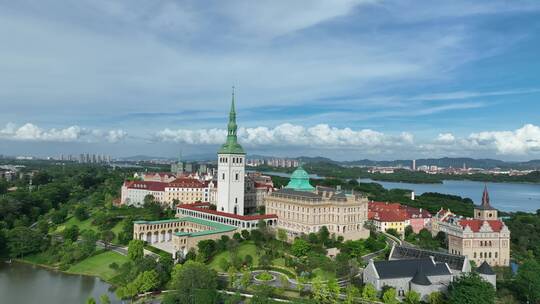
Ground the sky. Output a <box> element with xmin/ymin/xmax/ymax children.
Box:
<box><xmin>1</xmin><ymin>0</ymin><xmax>540</xmax><ymax>161</ymax></box>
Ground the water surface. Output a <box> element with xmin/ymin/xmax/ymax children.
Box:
<box><xmin>358</xmin><ymin>179</ymin><xmax>540</xmax><ymax>213</ymax></box>
<box><xmin>0</xmin><ymin>261</ymin><xmax>121</xmax><ymax>304</ymax></box>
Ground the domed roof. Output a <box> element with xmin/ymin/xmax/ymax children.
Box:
<box><xmin>285</xmin><ymin>166</ymin><xmax>315</xmax><ymax>191</ymax></box>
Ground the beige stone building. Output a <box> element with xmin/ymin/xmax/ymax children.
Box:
<box><xmin>432</xmin><ymin>187</ymin><xmax>510</xmax><ymax>267</ymax></box>
<box><xmin>133</xmin><ymin>216</ymin><xmax>236</xmax><ymax>258</ymax></box>
<box><xmin>265</xmin><ymin>166</ymin><xmax>369</xmax><ymax>241</ymax></box>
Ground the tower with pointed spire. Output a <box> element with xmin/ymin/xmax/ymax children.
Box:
<box><xmin>474</xmin><ymin>185</ymin><xmax>497</xmax><ymax>220</ymax></box>
<box><xmin>217</xmin><ymin>88</ymin><xmax>246</xmax><ymax>215</ymax></box>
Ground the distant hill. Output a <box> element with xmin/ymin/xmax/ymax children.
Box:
<box><xmin>336</xmin><ymin>157</ymin><xmax>540</xmax><ymax>170</ymax></box>
<box><xmin>120</xmin><ymin>154</ymin><xmax>540</xmax><ymax>170</ymax></box>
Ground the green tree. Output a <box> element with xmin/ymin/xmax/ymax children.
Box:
<box><xmin>99</xmin><ymin>294</ymin><xmax>111</xmax><ymax>304</ymax></box>
<box><xmin>250</xmin><ymin>284</ymin><xmax>275</xmax><ymax>304</ymax></box>
<box><xmin>168</xmin><ymin>260</ymin><xmax>218</xmax><ymax>304</ymax></box>
<box><xmin>291</xmin><ymin>239</ymin><xmax>311</xmax><ymax>257</ymax></box>
<box><xmin>240</xmin><ymin>269</ymin><xmax>251</xmax><ymax>290</ymax></box>
<box><xmin>78</xmin><ymin>229</ymin><xmax>97</xmax><ymax>257</ymax></box>
<box><xmin>127</xmin><ymin>239</ymin><xmax>144</xmax><ymax>261</ymax></box>
<box><xmin>344</xmin><ymin>285</ymin><xmax>361</xmax><ymax>304</ymax></box>
<box><xmin>318</xmin><ymin>225</ymin><xmax>330</xmax><ymax>246</ymax></box>
<box><xmin>515</xmin><ymin>259</ymin><xmax>540</xmax><ymax>304</ymax></box>
<box><xmin>63</xmin><ymin>225</ymin><xmax>80</xmax><ymax>242</ymax></box>
<box><xmin>7</xmin><ymin>227</ymin><xmax>44</xmax><ymax>258</ymax></box>
<box><xmin>404</xmin><ymin>290</ymin><xmax>421</xmax><ymax>304</ymax></box>
<box><xmin>228</xmin><ymin>266</ymin><xmax>237</xmax><ymax>287</ymax></box>
<box><xmin>312</xmin><ymin>277</ymin><xmax>339</xmax><ymax>304</ymax></box>
<box><xmin>382</xmin><ymin>288</ymin><xmax>399</xmax><ymax>304</ymax></box>
<box><xmin>138</xmin><ymin>270</ymin><xmax>160</xmax><ymax>293</ymax></box>
<box><xmin>197</xmin><ymin>239</ymin><xmax>216</xmax><ymax>261</ymax></box>
<box><xmin>361</xmin><ymin>283</ymin><xmax>378</xmax><ymax>301</ymax></box>
<box><xmin>447</xmin><ymin>273</ymin><xmax>495</xmax><ymax>304</ymax></box>
<box><xmin>74</xmin><ymin>205</ymin><xmax>89</xmax><ymax>221</ymax></box>
<box><xmin>244</xmin><ymin>254</ymin><xmax>253</xmax><ymax>267</ymax></box>
<box><xmin>404</xmin><ymin>225</ymin><xmax>414</xmax><ymax>239</ymax></box>
<box><xmin>86</xmin><ymin>297</ymin><xmax>96</xmax><ymax>304</ymax></box>
<box><xmin>277</xmin><ymin>228</ymin><xmax>288</xmax><ymax>243</ymax></box>
<box><xmin>241</xmin><ymin>229</ymin><xmax>250</xmax><ymax>240</ymax></box>
<box><xmin>428</xmin><ymin>291</ymin><xmax>445</xmax><ymax>304</ymax></box>
<box><xmin>100</xmin><ymin>230</ymin><xmax>115</xmax><ymax>249</ymax></box>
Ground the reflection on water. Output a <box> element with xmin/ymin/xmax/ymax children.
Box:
<box><xmin>0</xmin><ymin>261</ymin><xmax>121</xmax><ymax>304</ymax></box>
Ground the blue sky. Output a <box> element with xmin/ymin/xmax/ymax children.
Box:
<box><xmin>1</xmin><ymin>0</ymin><xmax>540</xmax><ymax>160</ymax></box>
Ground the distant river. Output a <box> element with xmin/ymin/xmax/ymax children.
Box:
<box><xmin>259</xmin><ymin>170</ymin><xmax>540</xmax><ymax>212</ymax></box>
<box><xmin>0</xmin><ymin>261</ymin><xmax>121</xmax><ymax>304</ymax></box>
<box><xmin>358</xmin><ymin>179</ymin><xmax>540</xmax><ymax>213</ymax></box>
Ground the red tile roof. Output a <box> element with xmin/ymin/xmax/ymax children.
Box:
<box><xmin>458</xmin><ymin>219</ymin><xmax>504</xmax><ymax>232</ymax></box>
<box><xmin>368</xmin><ymin>202</ymin><xmax>431</xmax><ymax>221</ymax></box>
<box><xmin>167</xmin><ymin>178</ymin><xmax>205</xmax><ymax>188</ymax></box>
<box><xmin>371</xmin><ymin>210</ymin><xmax>409</xmax><ymax>222</ymax></box>
<box><xmin>124</xmin><ymin>181</ymin><xmax>167</xmax><ymax>191</ymax></box>
<box><xmin>177</xmin><ymin>204</ymin><xmax>277</xmax><ymax>221</ymax></box>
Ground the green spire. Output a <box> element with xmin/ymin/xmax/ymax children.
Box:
<box><xmin>285</xmin><ymin>165</ymin><xmax>315</xmax><ymax>191</ymax></box>
<box><xmin>219</xmin><ymin>87</ymin><xmax>245</xmax><ymax>155</ymax></box>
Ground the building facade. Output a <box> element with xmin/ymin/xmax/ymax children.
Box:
<box><xmin>265</xmin><ymin>166</ymin><xmax>370</xmax><ymax>241</ymax></box>
<box><xmin>217</xmin><ymin>92</ymin><xmax>245</xmax><ymax>215</ymax></box>
<box><xmin>431</xmin><ymin>187</ymin><xmax>511</xmax><ymax>266</ymax></box>
<box><xmin>120</xmin><ymin>178</ymin><xmax>216</xmax><ymax>207</ymax></box>
<box><xmin>368</xmin><ymin>202</ymin><xmax>432</xmax><ymax>234</ymax></box>
<box><xmin>363</xmin><ymin>258</ymin><xmax>453</xmax><ymax>302</ymax></box>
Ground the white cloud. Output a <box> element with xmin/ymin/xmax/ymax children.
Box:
<box><xmin>156</xmin><ymin>123</ymin><xmax>413</xmax><ymax>149</ymax></box>
<box><xmin>436</xmin><ymin>133</ymin><xmax>455</xmax><ymax>143</ymax></box>
<box><xmin>467</xmin><ymin>124</ymin><xmax>540</xmax><ymax>155</ymax></box>
<box><xmin>156</xmin><ymin>123</ymin><xmax>540</xmax><ymax>157</ymax></box>
<box><xmin>0</xmin><ymin>122</ymin><xmax>127</xmax><ymax>143</ymax></box>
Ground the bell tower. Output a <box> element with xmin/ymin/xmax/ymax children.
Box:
<box><xmin>474</xmin><ymin>185</ymin><xmax>497</xmax><ymax>220</ymax></box>
<box><xmin>217</xmin><ymin>87</ymin><xmax>245</xmax><ymax>215</ymax></box>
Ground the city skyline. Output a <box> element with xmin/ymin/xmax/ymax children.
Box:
<box><xmin>1</xmin><ymin>1</ymin><xmax>540</xmax><ymax>160</ymax></box>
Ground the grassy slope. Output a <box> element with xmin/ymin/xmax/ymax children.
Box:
<box><xmin>67</xmin><ymin>250</ymin><xmax>128</xmax><ymax>281</ymax></box>
<box><xmin>208</xmin><ymin>242</ymin><xmax>260</xmax><ymax>271</ymax></box>
<box><xmin>55</xmin><ymin>216</ymin><xmax>123</xmax><ymax>242</ymax></box>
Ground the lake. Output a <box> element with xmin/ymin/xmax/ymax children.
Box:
<box><xmin>358</xmin><ymin>179</ymin><xmax>540</xmax><ymax>213</ymax></box>
<box><xmin>260</xmin><ymin>170</ymin><xmax>540</xmax><ymax>212</ymax></box>
<box><xmin>0</xmin><ymin>261</ymin><xmax>122</xmax><ymax>304</ymax></box>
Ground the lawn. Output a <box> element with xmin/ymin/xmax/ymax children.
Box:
<box><xmin>19</xmin><ymin>252</ymin><xmax>56</xmax><ymax>267</ymax></box>
<box><xmin>55</xmin><ymin>216</ymin><xmax>95</xmax><ymax>233</ymax></box>
<box><xmin>208</xmin><ymin>242</ymin><xmax>260</xmax><ymax>271</ymax></box>
<box><xmin>67</xmin><ymin>250</ymin><xmax>129</xmax><ymax>281</ymax></box>
<box><xmin>312</xmin><ymin>268</ymin><xmax>336</xmax><ymax>281</ymax></box>
<box><xmin>55</xmin><ymin>216</ymin><xmax>124</xmax><ymax>243</ymax></box>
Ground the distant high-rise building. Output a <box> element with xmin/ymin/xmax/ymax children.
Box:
<box><xmin>412</xmin><ymin>159</ymin><xmax>416</xmax><ymax>171</ymax></box>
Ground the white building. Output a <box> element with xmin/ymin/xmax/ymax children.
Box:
<box><xmin>217</xmin><ymin>92</ymin><xmax>246</xmax><ymax>215</ymax></box>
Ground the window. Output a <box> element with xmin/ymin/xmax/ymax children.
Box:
<box><xmin>222</xmin><ymin>173</ymin><xmax>225</xmax><ymax>180</ymax></box>
<box><xmin>235</xmin><ymin>173</ymin><xmax>239</xmax><ymax>181</ymax></box>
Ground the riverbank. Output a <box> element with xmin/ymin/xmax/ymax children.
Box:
<box><xmin>15</xmin><ymin>250</ymin><xmax>128</xmax><ymax>285</ymax></box>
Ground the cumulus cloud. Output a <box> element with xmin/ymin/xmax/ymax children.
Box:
<box><xmin>155</xmin><ymin>123</ymin><xmax>540</xmax><ymax>157</ymax></box>
<box><xmin>156</xmin><ymin>123</ymin><xmax>413</xmax><ymax>149</ymax></box>
<box><xmin>0</xmin><ymin>122</ymin><xmax>127</xmax><ymax>143</ymax></box>
<box><xmin>467</xmin><ymin>124</ymin><xmax>540</xmax><ymax>155</ymax></box>
<box><xmin>436</xmin><ymin>133</ymin><xmax>455</xmax><ymax>143</ymax></box>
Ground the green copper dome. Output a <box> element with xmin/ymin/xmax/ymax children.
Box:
<box><xmin>285</xmin><ymin>166</ymin><xmax>315</xmax><ymax>191</ymax></box>
<box><xmin>218</xmin><ymin>89</ymin><xmax>245</xmax><ymax>155</ymax></box>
